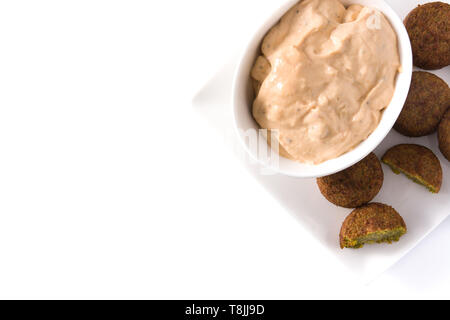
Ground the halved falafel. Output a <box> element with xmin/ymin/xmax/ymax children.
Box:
<box><xmin>340</xmin><ymin>203</ymin><xmax>407</xmax><ymax>249</ymax></box>
<box><xmin>394</xmin><ymin>71</ymin><xmax>450</xmax><ymax>137</ymax></box>
<box><xmin>317</xmin><ymin>153</ymin><xmax>383</xmax><ymax>208</ymax></box>
<box><xmin>405</xmin><ymin>2</ymin><xmax>450</xmax><ymax>70</ymax></box>
<box><xmin>382</xmin><ymin>144</ymin><xmax>443</xmax><ymax>193</ymax></box>
<box><xmin>438</xmin><ymin>109</ymin><xmax>450</xmax><ymax>161</ymax></box>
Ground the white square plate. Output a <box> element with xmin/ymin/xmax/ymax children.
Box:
<box><xmin>192</xmin><ymin>0</ymin><xmax>450</xmax><ymax>282</ymax></box>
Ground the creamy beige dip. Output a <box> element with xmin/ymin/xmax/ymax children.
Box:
<box><xmin>251</xmin><ymin>0</ymin><xmax>400</xmax><ymax>164</ymax></box>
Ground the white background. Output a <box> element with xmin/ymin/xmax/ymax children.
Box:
<box><xmin>0</xmin><ymin>0</ymin><xmax>449</xmax><ymax>299</ymax></box>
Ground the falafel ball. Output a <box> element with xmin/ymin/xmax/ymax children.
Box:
<box><xmin>317</xmin><ymin>153</ymin><xmax>383</xmax><ymax>208</ymax></box>
<box><xmin>405</xmin><ymin>2</ymin><xmax>450</xmax><ymax>70</ymax></box>
<box><xmin>394</xmin><ymin>71</ymin><xmax>450</xmax><ymax>137</ymax></box>
<box><xmin>340</xmin><ymin>203</ymin><xmax>407</xmax><ymax>249</ymax></box>
<box><xmin>382</xmin><ymin>144</ymin><xmax>443</xmax><ymax>193</ymax></box>
<box><xmin>438</xmin><ymin>108</ymin><xmax>450</xmax><ymax>161</ymax></box>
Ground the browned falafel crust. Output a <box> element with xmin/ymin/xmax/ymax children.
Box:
<box><xmin>339</xmin><ymin>203</ymin><xmax>407</xmax><ymax>249</ymax></box>
<box><xmin>394</xmin><ymin>71</ymin><xmax>450</xmax><ymax>137</ymax></box>
<box><xmin>382</xmin><ymin>144</ymin><xmax>443</xmax><ymax>193</ymax></box>
<box><xmin>405</xmin><ymin>2</ymin><xmax>450</xmax><ymax>70</ymax></box>
<box><xmin>317</xmin><ymin>153</ymin><xmax>383</xmax><ymax>208</ymax></box>
<box><xmin>438</xmin><ymin>109</ymin><xmax>450</xmax><ymax>161</ymax></box>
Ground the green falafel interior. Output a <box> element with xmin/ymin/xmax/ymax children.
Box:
<box><xmin>341</xmin><ymin>227</ymin><xmax>407</xmax><ymax>249</ymax></box>
<box><xmin>382</xmin><ymin>159</ymin><xmax>440</xmax><ymax>193</ymax></box>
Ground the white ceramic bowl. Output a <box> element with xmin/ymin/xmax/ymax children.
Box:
<box><xmin>231</xmin><ymin>0</ymin><xmax>412</xmax><ymax>178</ymax></box>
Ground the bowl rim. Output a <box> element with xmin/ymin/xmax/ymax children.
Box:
<box><xmin>231</xmin><ymin>0</ymin><xmax>413</xmax><ymax>178</ymax></box>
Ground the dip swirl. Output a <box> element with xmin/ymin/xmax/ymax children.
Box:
<box><xmin>251</xmin><ymin>0</ymin><xmax>400</xmax><ymax>164</ymax></box>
